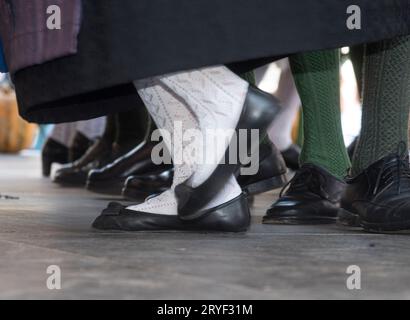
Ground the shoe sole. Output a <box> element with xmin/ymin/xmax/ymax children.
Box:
<box><xmin>52</xmin><ymin>179</ymin><xmax>86</xmax><ymax>187</ymax></box>
<box><xmin>263</xmin><ymin>216</ymin><xmax>337</xmax><ymax>225</ymax></box>
<box><xmin>362</xmin><ymin>221</ymin><xmax>410</xmax><ymax>234</ymax></box>
<box><xmin>338</xmin><ymin>208</ymin><xmax>410</xmax><ymax>233</ymax></box>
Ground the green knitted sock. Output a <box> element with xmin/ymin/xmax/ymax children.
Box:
<box><xmin>240</xmin><ymin>71</ymin><xmax>256</xmax><ymax>85</ymax></box>
<box><xmin>289</xmin><ymin>49</ymin><xmax>351</xmax><ymax>178</ymax></box>
<box><xmin>351</xmin><ymin>36</ymin><xmax>410</xmax><ymax>176</ymax></box>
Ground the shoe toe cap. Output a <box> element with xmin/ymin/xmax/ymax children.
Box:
<box><xmin>92</xmin><ymin>214</ymin><xmax>122</xmax><ymax>230</ymax></box>
<box><xmin>264</xmin><ymin>196</ymin><xmax>338</xmax><ymax>224</ymax></box>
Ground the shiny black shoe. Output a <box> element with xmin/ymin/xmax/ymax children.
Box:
<box><xmin>175</xmin><ymin>85</ymin><xmax>282</xmax><ymax>220</ymax></box>
<box><xmin>338</xmin><ymin>151</ymin><xmax>410</xmax><ymax>233</ymax></box>
<box><xmin>92</xmin><ymin>193</ymin><xmax>250</xmax><ymax>232</ymax></box>
<box><xmin>69</xmin><ymin>132</ymin><xmax>94</xmax><ymax>163</ymax></box>
<box><xmin>263</xmin><ymin>164</ymin><xmax>346</xmax><ymax>225</ymax></box>
<box><xmin>86</xmin><ymin>141</ymin><xmax>165</xmax><ymax>195</ymax></box>
<box><xmin>122</xmin><ymin>167</ymin><xmax>174</xmax><ymax>200</ymax></box>
<box><xmin>53</xmin><ymin>138</ymin><xmax>113</xmax><ymax>186</ymax></box>
<box><xmin>42</xmin><ymin>138</ymin><xmax>69</xmax><ymax>177</ymax></box>
<box><xmin>281</xmin><ymin>144</ymin><xmax>301</xmax><ymax>171</ymax></box>
<box><xmin>122</xmin><ymin>140</ymin><xmax>288</xmax><ymax>200</ymax></box>
<box><xmin>237</xmin><ymin>140</ymin><xmax>288</xmax><ymax>195</ymax></box>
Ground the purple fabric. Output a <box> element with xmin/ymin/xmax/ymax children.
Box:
<box><xmin>0</xmin><ymin>0</ymin><xmax>82</xmax><ymax>73</ymax></box>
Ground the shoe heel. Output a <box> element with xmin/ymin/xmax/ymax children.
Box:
<box><xmin>42</xmin><ymin>156</ymin><xmax>53</xmax><ymax>177</ymax></box>
<box><xmin>197</xmin><ymin>194</ymin><xmax>251</xmax><ymax>232</ymax></box>
<box><xmin>243</xmin><ymin>174</ymin><xmax>288</xmax><ymax>196</ymax></box>
<box><xmin>175</xmin><ymin>183</ymin><xmax>196</xmax><ymax>220</ymax></box>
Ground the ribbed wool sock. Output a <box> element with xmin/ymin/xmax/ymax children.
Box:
<box><xmin>351</xmin><ymin>36</ymin><xmax>410</xmax><ymax>176</ymax></box>
<box><xmin>289</xmin><ymin>49</ymin><xmax>351</xmax><ymax>179</ymax></box>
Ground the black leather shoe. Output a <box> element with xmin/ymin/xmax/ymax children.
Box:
<box><xmin>92</xmin><ymin>193</ymin><xmax>250</xmax><ymax>232</ymax></box>
<box><xmin>122</xmin><ymin>140</ymin><xmax>288</xmax><ymax>200</ymax></box>
<box><xmin>175</xmin><ymin>85</ymin><xmax>282</xmax><ymax>220</ymax></box>
<box><xmin>69</xmin><ymin>132</ymin><xmax>94</xmax><ymax>163</ymax></box>
<box><xmin>281</xmin><ymin>144</ymin><xmax>301</xmax><ymax>171</ymax></box>
<box><xmin>122</xmin><ymin>167</ymin><xmax>174</xmax><ymax>200</ymax></box>
<box><xmin>86</xmin><ymin>141</ymin><xmax>166</xmax><ymax>195</ymax></box>
<box><xmin>53</xmin><ymin>138</ymin><xmax>113</xmax><ymax>186</ymax></box>
<box><xmin>338</xmin><ymin>151</ymin><xmax>410</xmax><ymax>233</ymax></box>
<box><xmin>263</xmin><ymin>164</ymin><xmax>346</xmax><ymax>225</ymax></box>
<box><xmin>42</xmin><ymin>138</ymin><xmax>69</xmax><ymax>177</ymax></box>
<box><xmin>237</xmin><ymin>140</ymin><xmax>288</xmax><ymax>195</ymax></box>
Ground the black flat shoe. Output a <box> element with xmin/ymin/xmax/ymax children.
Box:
<box><xmin>338</xmin><ymin>150</ymin><xmax>410</xmax><ymax>233</ymax></box>
<box><xmin>122</xmin><ymin>140</ymin><xmax>288</xmax><ymax>200</ymax></box>
<box><xmin>280</xmin><ymin>144</ymin><xmax>301</xmax><ymax>171</ymax></box>
<box><xmin>92</xmin><ymin>193</ymin><xmax>250</xmax><ymax>232</ymax></box>
<box><xmin>86</xmin><ymin>141</ymin><xmax>165</xmax><ymax>195</ymax></box>
<box><xmin>175</xmin><ymin>85</ymin><xmax>281</xmax><ymax>220</ymax></box>
<box><xmin>42</xmin><ymin>138</ymin><xmax>69</xmax><ymax>177</ymax></box>
<box><xmin>263</xmin><ymin>164</ymin><xmax>346</xmax><ymax>225</ymax></box>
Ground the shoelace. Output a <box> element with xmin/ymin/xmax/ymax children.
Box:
<box><xmin>279</xmin><ymin>166</ymin><xmax>330</xmax><ymax>200</ymax></box>
<box><xmin>373</xmin><ymin>141</ymin><xmax>410</xmax><ymax>196</ymax></box>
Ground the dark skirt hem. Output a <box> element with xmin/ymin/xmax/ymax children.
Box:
<box><xmin>13</xmin><ymin>0</ymin><xmax>410</xmax><ymax>123</ymax></box>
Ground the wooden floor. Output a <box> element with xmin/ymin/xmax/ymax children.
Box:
<box><xmin>0</xmin><ymin>153</ymin><xmax>409</xmax><ymax>300</ymax></box>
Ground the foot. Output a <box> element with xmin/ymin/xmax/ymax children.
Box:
<box><xmin>53</xmin><ymin>138</ymin><xmax>112</xmax><ymax>186</ymax></box>
<box><xmin>92</xmin><ymin>193</ymin><xmax>250</xmax><ymax>232</ymax></box>
<box><xmin>94</xmin><ymin>173</ymin><xmax>245</xmax><ymax>231</ymax></box>
<box><xmin>86</xmin><ymin>141</ymin><xmax>164</xmax><ymax>195</ymax></box>
<box><xmin>263</xmin><ymin>164</ymin><xmax>346</xmax><ymax>225</ymax></box>
<box><xmin>122</xmin><ymin>140</ymin><xmax>288</xmax><ymax>200</ymax></box>
<box><xmin>175</xmin><ymin>85</ymin><xmax>282</xmax><ymax>220</ymax></box>
<box><xmin>338</xmin><ymin>152</ymin><xmax>410</xmax><ymax>233</ymax></box>
<box><xmin>127</xmin><ymin>173</ymin><xmax>241</xmax><ymax>213</ymax></box>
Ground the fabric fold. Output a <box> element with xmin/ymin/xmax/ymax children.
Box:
<box><xmin>0</xmin><ymin>0</ymin><xmax>82</xmax><ymax>73</ymax></box>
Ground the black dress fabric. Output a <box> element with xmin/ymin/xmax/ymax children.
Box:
<box><xmin>12</xmin><ymin>0</ymin><xmax>410</xmax><ymax>123</ymax></box>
